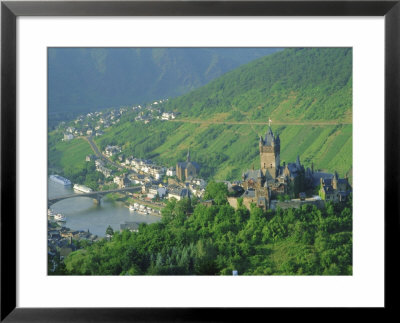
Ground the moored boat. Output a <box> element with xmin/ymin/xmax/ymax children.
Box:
<box><xmin>50</xmin><ymin>174</ymin><xmax>72</xmax><ymax>186</ymax></box>
<box><xmin>73</xmin><ymin>184</ymin><xmax>93</xmax><ymax>193</ymax></box>
<box><xmin>54</xmin><ymin>213</ymin><xmax>66</xmax><ymax>222</ymax></box>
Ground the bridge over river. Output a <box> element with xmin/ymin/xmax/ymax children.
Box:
<box><xmin>48</xmin><ymin>186</ymin><xmax>141</xmax><ymax>207</ymax></box>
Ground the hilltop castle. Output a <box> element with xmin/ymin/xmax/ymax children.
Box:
<box><xmin>237</xmin><ymin>124</ymin><xmax>351</xmax><ymax>211</ymax></box>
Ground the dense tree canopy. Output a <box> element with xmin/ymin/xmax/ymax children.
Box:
<box><xmin>61</xmin><ymin>182</ymin><xmax>352</xmax><ymax>276</ymax></box>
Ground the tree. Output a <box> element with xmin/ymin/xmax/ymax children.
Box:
<box><xmin>106</xmin><ymin>225</ymin><xmax>114</xmax><ymax>236</ymax></box>
<box><xmin>204</xmin><ymin>181</ymin><xmax>228</xmax><ymax>205</ymax></box>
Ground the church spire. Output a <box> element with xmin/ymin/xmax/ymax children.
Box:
<box><xmin>186</xmin><ymin>148</ymin><xmax>191</xmax><ymax>162</ymax></box>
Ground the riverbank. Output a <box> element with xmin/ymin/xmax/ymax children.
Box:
<box><xmin>49</xmin><ymin>178</ymin><xmax>162</xmax><ymax>237</ymax></box>
<box><xmin>103</xmin><ymin>192</ymin><xmax>164</xmax><ymax>217</ymax></box>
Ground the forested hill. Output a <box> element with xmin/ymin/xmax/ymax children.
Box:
<box><xmin>165</xmin><ymin>48</ymin><xmax>352</xmax><ymax>122</ymax></box>
<box><xmin>48</xmin><ymin>48</ymin><xmax>280</xmax><ymax>126</ymax></box>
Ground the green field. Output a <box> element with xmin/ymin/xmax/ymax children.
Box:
<box><xmin>48</xmin><ymin>137</ymin><xmax>93</xmax><ymax>171</ymax></box>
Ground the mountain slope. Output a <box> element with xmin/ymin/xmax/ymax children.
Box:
<box><xmin>50</xmin><ymin>47</ymin><xmax>352</xmax><ymax>182</ymax></box>
<box><xmin>48</xmin><ymin>47</ymin><xmax>281</xmax><ymax>126</ymax></box>
<box><xmin>165</xmin><ymin>48</ymin><xmax>352</xmax><ymax>123</ymax></box>
<box><xmin>94</xmin><ymin>48</ymin><xmax>352</xmax><ymax>180</ymax></box>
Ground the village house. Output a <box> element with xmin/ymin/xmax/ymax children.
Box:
<box><xmin>86</xmin><ymin>154</ymin><xmax>97</xmax><ymax>162</ymax></box>
<box><xmin>120</xmin><ymin>222</ymin><xmax>140</xmax><ymax>233</ymax></box>
<box><xmin>95</xmin><ymin>160</ymin><xmax>112</xmax><ymax>178</ymax></box>
<box><xmin>128</xmin><ymin>173</ymin><xmax>145</xmax><ymax>185</ymax></box>
<box><xmin>141</xmin><ymin>182</ymin><xmax>152</xmax><ymax>194</ymax></box>
<box><xmin>157</xmin><ymin>187</ymin><xmax>167</xmax><ymax>199</ymax></box>
<box><xmin>113</xmin><ymin>174</ymin><xmax>131</xmax><ymax>188</ymax></box>
<box><xmin>97</xmin><ymin>165</ymin><xmax>112</xmax><ymax>178</ymax></box>
<box><xmin>166</xmin><ymin>167</ymin><xmax>176</xmax><ymax>177</ymax></box>
<box><xmin>147</xmin><ymin>185</ymin><xmax>160</xmax><ymax>199</ymax></box>
<box><xmin>149</xmin><ymin>166</ymin><xmax>165</xmax><ymax>180</ymax></box>
<box><xmin>161</xmin><ymin>112</ymin><xmax>176</xmax><ymax>120</ymax></box>
<box><xmin>167</xmin><ymin>186</ymin><xmax>192</xmax><ymax>201</ymax></box>
<box><xmin>104</xmin><ymin>145</ymin><xmax>121</xmax><ymax>157</ymax></box>
<box><xmin>63</xmin><ymin>133</ymin><xmax>74</xmax><ymax>141</ymax></box>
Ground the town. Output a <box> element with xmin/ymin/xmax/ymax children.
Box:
<box><xmin>49</xmin><ymin>101</ymin><xmax>352</xmax><ymax>273</ymax></box>
<box><xmin>55</xmin><ymin>102</ymin><xmax>352</xmax><ymax>213</ymax></box>
<box><xmin>47</xmin><ymin>48</ymin><xmax>353</xmax><ymax>276</ymax></box>
<box><xmin>51</xmin><ymin>105</ymin><xmax>352</xmax><ymax>220</ymax></box>
<box><xmin>58</xmin><ymin>98</ymin><xmax>175</xmax><ymax>139</ymax></box>
<box><xmin>48</xmin><ymin>116</ymin><xmax>352</xmax><ymax>274</ymax></box>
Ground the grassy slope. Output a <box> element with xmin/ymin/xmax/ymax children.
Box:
<box><xmin>92</xmin><ymin>120</ymin><xmax>352</xmax><ymax>181</ymax></box>
<box><xmin>48</xmin><ymin>137</ymin><xmax>93</xmax><ymax>171</ymax></box>
<box><xmin>165</xmin><ymin>48</ymin><xmax>352</xmax><ymax>123</ymax></box>
<box><xmin>152</xmin><ymin>123</ymin><xmax>352</xmax><ymax>180</ymax></box>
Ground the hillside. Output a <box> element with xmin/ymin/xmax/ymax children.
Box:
<box><xmin>48</xmin><ymin>47</ymin><xmax>280</xmax><ymax>127</ymax></box>
<box><xmin>165</xmin><ymin>47</ymin><xmax>352</xmax><ymax>123</ymax></box>
<box><xmin>50</xmin><ymin>47</ymin><xmax>352</xmax><ymax>183</ymax></box>
<box><xmin>94</xmin><ymin>120</ymin><xmax>352</xmax><ymax>182</ymax></box>
<box><xmin>93</xmin><ymin>48</ymin><xmax>352</xmax><ymax>181</ymax></box>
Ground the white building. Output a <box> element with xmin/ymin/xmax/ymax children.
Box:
<box><xmin>63</xmin><ymin>133</ymin><xmax>74</xmax><ymax>141</ymax></box>
<box><xmin>161</xmin><ymin>112</ymin><xmax>176</xmax><ymax>120</ymax></box>
<box><xmin>166</xmin><ymin>168</ymin><xmax>176</xmax><ymax>177</ymax></box>
<box><xmin>104</xmin><ymin>145</ymin><xmax>121</xmax><ymax>157</ymax></box>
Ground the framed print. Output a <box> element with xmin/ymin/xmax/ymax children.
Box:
<box><xmin>1</xmin><ymin>0</ymin><xmax>399</xmax><ymax>321</ymax></box>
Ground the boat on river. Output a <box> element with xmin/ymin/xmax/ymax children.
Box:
<box><xmin>73</xmin><ymin>184</ymin><xmax>93</xmax><ymax>193</ymax></box>
<box><xmin>50</xmin><ymin>174</ymin><xmax>72</xmax><ymax>186</ymax></box>
<box><xmin>54</xmin><ymin>213</ymin><xmax>66</xmax><ymax>222</ymax></box>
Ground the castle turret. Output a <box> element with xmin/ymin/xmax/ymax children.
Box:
<box><xmin>259</xmin><ymin>125</ymin><xmax>280</xmax><ymax>179</ymax></box>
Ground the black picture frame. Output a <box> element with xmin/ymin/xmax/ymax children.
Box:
<box><xmin>1</xmin><ymin>1</ymin><xmax>399</xmax><ymax>321</ymax></box>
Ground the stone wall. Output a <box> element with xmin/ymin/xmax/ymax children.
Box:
<box><xmin>227</xmin><ymin>197</ymin><xmax>238</xmax><ymax>209</ymax></box>
<box><xmin>270</xmin><ymin>199</ymin><xmax>325</xmax><ymax>210</ymax></box>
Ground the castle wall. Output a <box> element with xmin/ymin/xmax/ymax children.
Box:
<box><xmin>227</xmin><ymin>197</ymin><xmax>238</xmax><ymax>209</ymax></box>
<box><xmin>242</xmin><ymin>197</ymin><xmax>257</xmax><ymax>210</ymax></box>
<box><xmin>271</xmin><ymin>199</ymin><xmax>325</xmax><ymax>210</ymax></box>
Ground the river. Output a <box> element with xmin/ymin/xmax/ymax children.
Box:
<box><xmin>48</xmin><ymin>178</ymin><xmax>161</xmax><ymax>237</ymax></box>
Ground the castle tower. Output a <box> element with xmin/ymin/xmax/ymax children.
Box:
<box><xmin>259</xmin><ymin>126</ymin><xmax>280</xmax><ymax>179</ymax></box>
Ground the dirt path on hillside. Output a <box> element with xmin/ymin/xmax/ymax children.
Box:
<box><xmin>169</xmin><ymin>119</ymin><xmax>352</xmax><ymax>126</ymax></box>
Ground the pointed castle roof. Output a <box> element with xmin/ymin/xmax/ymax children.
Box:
<box><xmin>260</xmin><ymin>126</ymin><xmax>279</xmax><ymax>146</ymax></box>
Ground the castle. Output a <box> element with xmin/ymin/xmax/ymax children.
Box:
<box><xmin>236</xmin><ymin>124</ymin><xmax>351</xmax><ymax>211</ymax></box>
